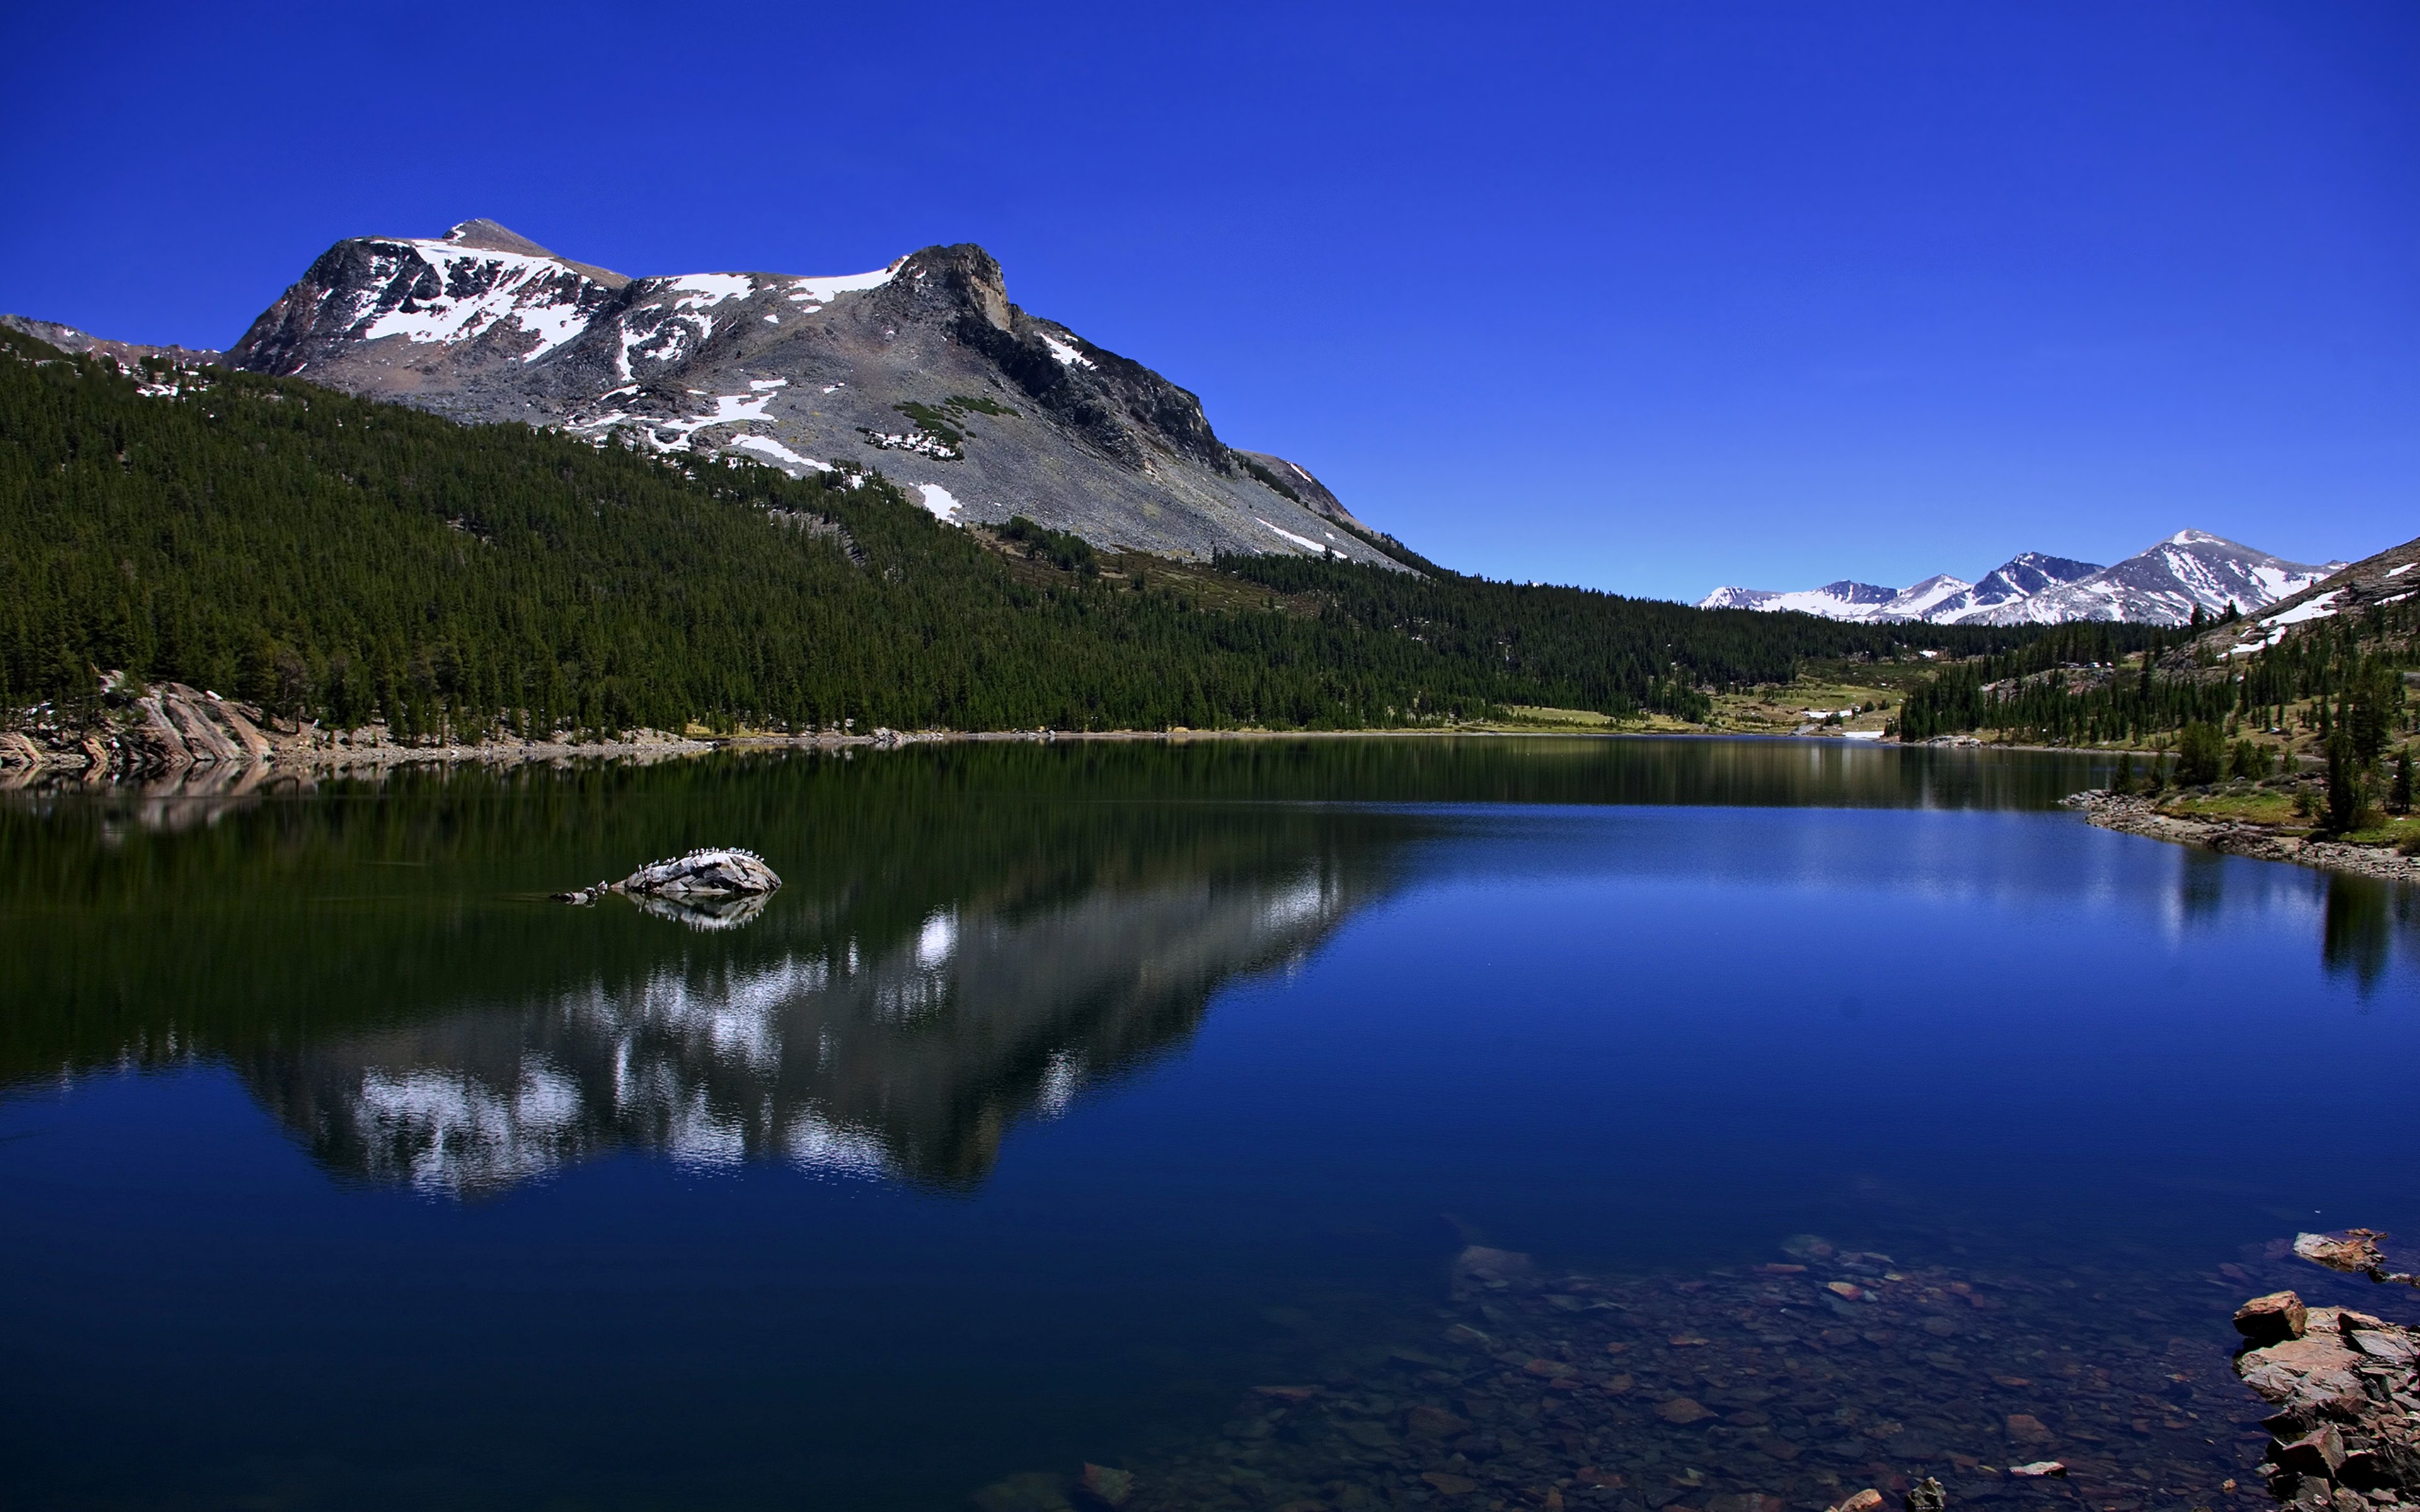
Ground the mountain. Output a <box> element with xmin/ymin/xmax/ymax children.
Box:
<box><xmin>1697</xmin><ymin>556</ymin><xmax>2097</xmax><ymax>623</ymax></box>
<box><xmin>0</xmin><ymin>313</ymin><xmax>220</xmax><ymax>369</ymax></box>
<box><xmin>1924</xmin><ymin>553</ymin><xmax>2106</xmax><ymax>622</ymax></box>
<box><xmin>1700</xmin><ymin>533</ymin><xmax>2342</xmax><ymax>627</ymax></box>
<box><xmin>2182</xmin><ymin>531</ymin><xmax>2420</xmax><ymax>662</ymax></box>
<box><xmin>1969</xmin><ymin>530</ymin><xmax>2343</xmax><ymax>626</ymax></box>
<box><xmin>101</xmin><ymin>219</ymin><xmax>1386</xmax><ymax>564</ymax></box>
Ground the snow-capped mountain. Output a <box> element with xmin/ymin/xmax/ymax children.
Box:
<box><xmin>1700</xmin><ymin>578</ymin><xmax>1939</xmax><ymax>621</ymax></box>
<box><xmin>1698</xmin><ymin>556</ymin><xmax>2100</xmax><ymax>623</ymax></box>
<box><xmin>1700</xmin><ymin>533</ymin><xmax>2342</xmax><ymax>627</ymax></box>
<box><xmin>1925</xmin><ymin>553</ymin><xmax>2105</xmax><ymax>622</ymax></box>
<box><xmin>1969</xmin><ymin>530</ymin><xmax>2342</xmax><ymax>625</ymax></box>
<box><xmin>14</xmin><ymin>219</ymin><xmax>1391</xmax><ymax>565</ymax></box>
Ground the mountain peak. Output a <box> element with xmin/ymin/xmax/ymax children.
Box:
<box><xmin>440</xmin><ymin>219</ymin><xmax>558</xmax><ymax>258</ymax></box>
<box><xmin>893</xmin><ymin>243</ymin><xmax>1013</xmax><ymax>333</ymax></box>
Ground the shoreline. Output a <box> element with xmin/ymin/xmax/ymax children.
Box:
<box><xmin>0</xmin><ymin>714</ymin><xmax>1908</xmax><ymax>784</ymax></box>
<box><xmin>0</xmin><ymin>722</ymin><xmax>2107</xmax><ymax>788</ymax></box>
<box><xmin>2062</xmin><ymin>788</ymin><xmax>2420</xmax><ymax>884</ymax></box>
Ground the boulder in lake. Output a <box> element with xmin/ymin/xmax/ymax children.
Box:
<box><xmin>616</xmin><ymin>848</ymin><xmax>780</xmax><ymax>896</ymax></box>
<box><xmin>2236</xmin><ymin>1291</ymin><xmax>2310</xmax><ymax>1346</ymax></box>
<box><xmin>556</xmin><ymin>848</ymin><xmax>781</xmax><ymax>905</ymax></box>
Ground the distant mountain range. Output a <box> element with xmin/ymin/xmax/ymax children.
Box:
<box><xmin>1700</xmin><ymin>530</ymin><xmax>2346</xmax><ymax>627</ymax></box>
<box><xmin>3</xmin><ymin>219</ymin><xmax>1395</xmax><ymax>566</ymax></box>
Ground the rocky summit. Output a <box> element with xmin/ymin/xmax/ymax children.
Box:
<box><xmin>179</xmin><ymin>219</ymin><xmax>1388</xmax><ymax>563</ymax></box>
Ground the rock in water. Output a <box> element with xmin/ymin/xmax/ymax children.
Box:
<box><xmin>616</xmin><ymin>849</ymin><xmax>780</xmax><ymax>897</ymax></box>
<box><xmin>1077</xmin><ymin>1463</ymin><xmax>1134</xmax><ymax>1507</ymax></box>
<box><xmin>555</xmin><ymin>849</ymin><xmax>781</xmax><ymax>906</ymax></box>
<box><xmin>2235</xmin><ymin>1291</ymin><xmax>2310</xmax><ymax>1346</ymax></box>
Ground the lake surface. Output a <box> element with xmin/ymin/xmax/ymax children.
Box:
<box><xmin>3</xmin><ymin>738</ymin><xmax>2416</xmax><ymax>1512</ymax></box>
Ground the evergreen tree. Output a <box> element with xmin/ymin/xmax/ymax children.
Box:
<box><xmin>2175</xmin><ymin>721</ymin><xmax>2223</xmax><ymax>786</ymax></box>
<box><xmin>2324</xmin><ymin>732</ymin><xmax>2366</xmax><ymax>835</ymax></box>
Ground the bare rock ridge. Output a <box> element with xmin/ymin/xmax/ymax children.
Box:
<box><xmin>1703</xmin><ymin>531</ymin><xmax>2347</xmax><ymax>627</ymax></box>
<box><xmin>0</xmin><ymin>313</ymin><xmax>220</xmax><ymax>368</ymax></box>
<box><xmin>16</xmin><ymin>219</ymin><xmax>1394</xmax><ymax>565</ymax></box>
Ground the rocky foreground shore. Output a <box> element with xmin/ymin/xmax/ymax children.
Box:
<box><xmin>2062</xmin><ymin>791</ymin><xmax>2420</xmax><ymax>885</ymax></box>
<box><xmin>2233</xmin><ymin>1233</ymin><xmax>2420</xmax><ymax>1512</ymax></box>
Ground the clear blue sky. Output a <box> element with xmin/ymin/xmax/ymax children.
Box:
<box><xmin>4</xmin><ymin>1</ymin><xmax>2412</xmax><ymax>601</ymax></box>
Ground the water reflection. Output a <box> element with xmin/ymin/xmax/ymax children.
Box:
<box><xmin>2322</xmin><ymin>873</ymin><xmax>2406</xmax><ymax>995</ymax></box>
<box><xmin>4</xmin><ymin>736</ymin><xmax>2409</xmax><ymax>1205</ymax></box>
<box><xmin>248</xmin><ymin>857</ymin><xmax>1374</xmax><ymax>1194</ymax></box>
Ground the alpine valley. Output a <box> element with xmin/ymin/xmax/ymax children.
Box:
<box><xmin>0</xmin><ymin>219</ymin><xmax>2406</xmax><ymax>769</ymax></box>
<box><xmin>1701</xmin><ymin>530</ymin><xmax>2346</xmax><ymax>627</ymax></box>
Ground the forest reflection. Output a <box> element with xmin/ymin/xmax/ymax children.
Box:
<box><xmin>14</xmin><ymin>735</ymin><xmax>2404</xmax><ymax>1197</ymax></box>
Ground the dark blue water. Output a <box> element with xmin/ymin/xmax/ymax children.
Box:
<box><xmin>1</xmin><ymin>740</ymin><xmax>2413</xmax><ymax>1510</ymax></box>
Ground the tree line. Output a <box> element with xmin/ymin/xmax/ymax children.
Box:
<box><xmin>1</xmin><ymin>329</ymin><xmax>2072</xmax><ymax>741</ymax></box>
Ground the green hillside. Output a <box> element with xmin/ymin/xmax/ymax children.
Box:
<box><xmin>1</xmin><ymin>329</ymin><xmax>2051</xmax><ymax>739</ymax></box>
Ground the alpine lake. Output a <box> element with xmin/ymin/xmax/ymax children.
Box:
<box><xmin>3</xmin><ymin>736</ymin><xmax>2416</xmax><ymax>1512</ymax></box>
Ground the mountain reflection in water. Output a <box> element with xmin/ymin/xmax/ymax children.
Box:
<box><xmin>6</xmin><ymin>735</ymin><xmax>2412</xmax><ymax>1202</ymax></box>
<box><xmin>254</xmin><ymin>856</ymin><xmax>1371</xmax><ymax>1194</ymax></box>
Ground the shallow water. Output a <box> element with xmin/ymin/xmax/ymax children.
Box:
<box><xmin>1</xmin><ymin>738</ymin><xmax>2415</xmax><ymax>1511</ymax></box>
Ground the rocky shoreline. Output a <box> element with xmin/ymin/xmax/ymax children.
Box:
<box><xmin>2233</xmin><ymin>1234</ymin><xmax>2420</xmax><ymax>1512</ymax></box>
<box><xmin>2061</xmin><ymin>791</ymin><xmax>2420</xmax><ymax>885</ymax></box>
<box><xmin>0</xmin><ymin>679</ymin><xmax>1015</xmax><ymax>786</ymax></box>
<box><xmin>0</xmin><ymin>708</ymin><xmax>1917</xmax><ymax>788</ymax></box>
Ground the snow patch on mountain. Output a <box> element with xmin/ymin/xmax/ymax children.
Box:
<box><xmin>1039</xmin><ymin>331</ymin><xmax>1096</xmax><ymax>370</ymax></box>
<box><xmin>728</xmin><ymin>435</ymin><xmax>827</xmax><ymax>471</ymax></box>
<box><xmin>786</xmin><ymin>265</ymin><xmax>900</xmax><ymax>307</ymax></box>
<box><xmin>1256</xmin><ymin>517</ymin><xmax>1325</xmax><ymax>553</ymax></box>
<box><xmin>350</xmin><ymin>240</ymin><xmax>603</xmax><ymax>362</ymax></box>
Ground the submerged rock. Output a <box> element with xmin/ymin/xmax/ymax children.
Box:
<box><xmin>1077</xmin><ymin>1462</ymin><xmax>1134</xmax><ymax>1507</ymax></box>
<box><xmin>1092</xmin><ymin>1230</ymin><xmax>2265</xmax><ymax>1512</ymax></box>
